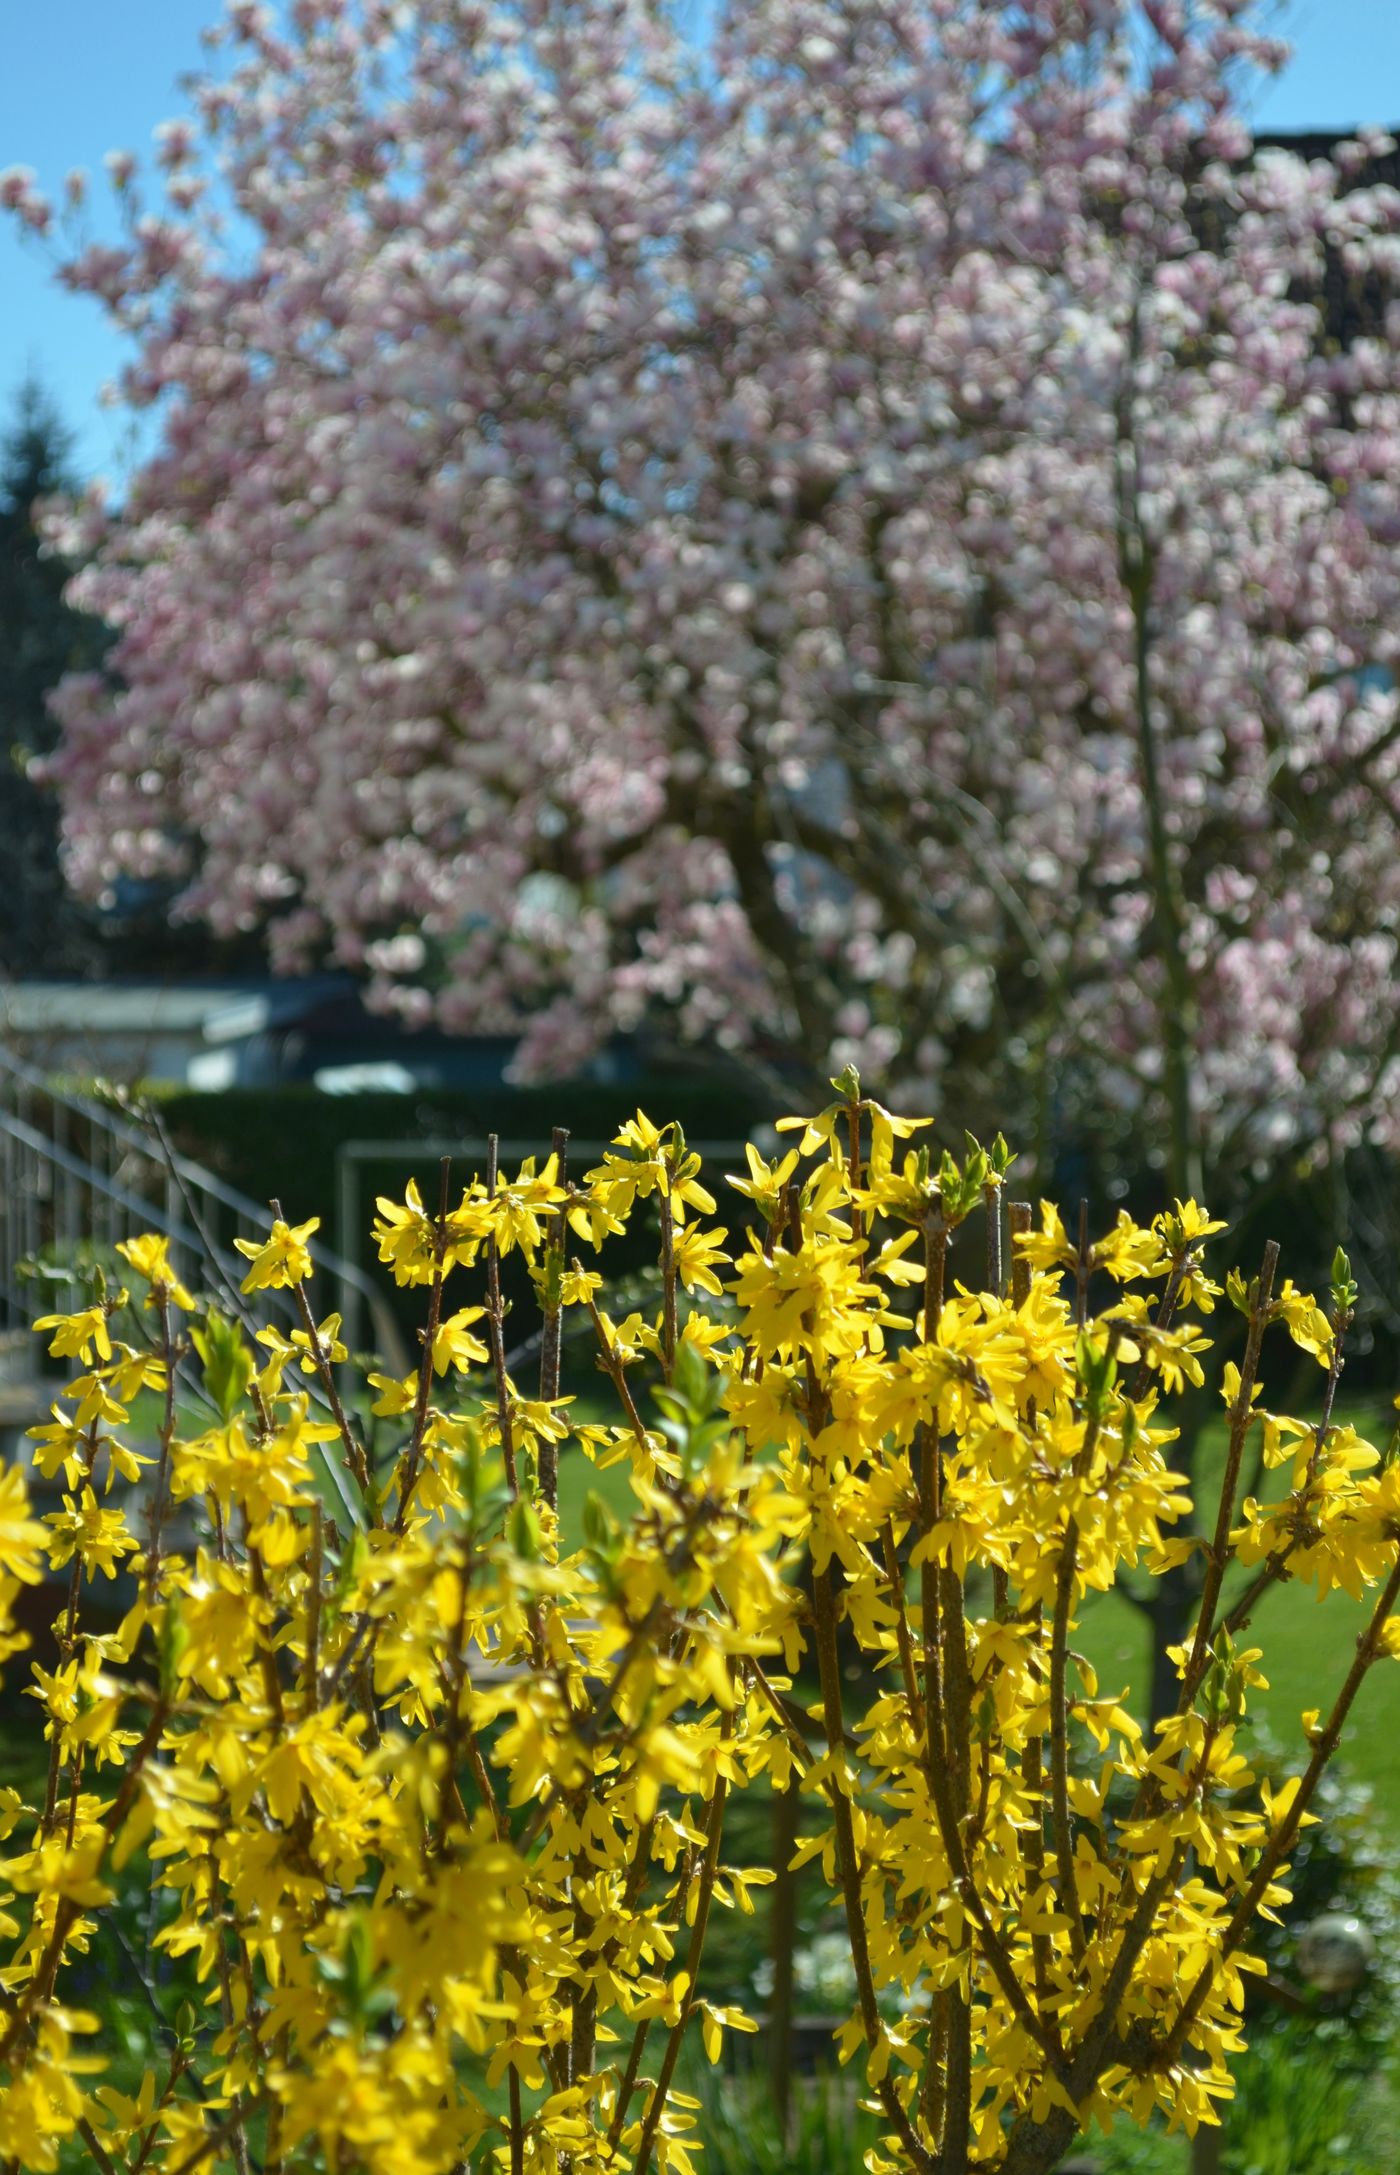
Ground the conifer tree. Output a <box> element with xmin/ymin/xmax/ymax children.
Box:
<box><xmin>0</xmin><ymin>379</ymin><xmax>109</xmax><ymax>975</ymax></box>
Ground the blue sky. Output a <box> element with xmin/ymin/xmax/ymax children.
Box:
<box><xmin>2</xmin><ymin>0</ymin><xmax>1398</xmax><ymax>484</ymax></box>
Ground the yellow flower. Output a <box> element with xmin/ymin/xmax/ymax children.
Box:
<box><xmin>0</xmin><ymin>1115</ymin><xmax>1390</xmax><ymax>2175</ymax></box>
<box><xmin>115</xmin><ymin>1233</ymin><xmax>196</xmax><ymax>1310</ymax></box>
<box><xmin>1275</xmin><ymin>1283</ymin><xmax>1335</xmax><ymax>1365</ymax></box>
<box><xmin>28</xmin><ymin>1405</ymin><xmax>89</xmax><ymax>1488</ymax></box>
<box><xmin>430</xmin><ymin>1306</ymin><xmax>489</xmax><ymax>1375</ymax></box>
<box><xmin>0</xmin><ymin>1465</ymin><xmax>45</xmax><ymax>1585</ymax></box>
<box><xmin>726</xmin><ymin>1141</ymin><xmax>801</xmax><ymax>1224</ymax></box>
<box><xmin>43</xmin><ymin>1488</ymin><xmax>139</xmax><ymax>1580</ymax></box>
<box><xmin>3</xmin><ymin>1835</ymin><xmax>113</xmax><ymax>1909</ymax></box>
<box><xmin>234</xmin><ymin>1215</ymin><xmax>321</xmax><ymax>1292</ymax></box>
<box><xmin>1015</xmin><ymin>1200</ymin><xmax>1076</xmax><ymax>1274</ymax></box>
<box><xmin>104</xmin><ymin>1345</ymin><xmax>170</xmax><ymax>1401</ymax></box>
<box><xmin>1158</xmin><ymin>1200</ymin><xmax>1228</xmax><ymax>1249</ymax></box>
<box><xmin>33</xmin><ymin>1303</ymin><xmax>114</xmax><ymax>1365</ymax></box>
<box><xmin>257</xmin><ymin>1311</ymin><xmax>348</xmax><ymax>1374</ymax></box>
<box><xmin>484</xmin><ymin>1155</ymin><xmax>568</xmax><ymax>1257</ymax></box>
<box><xmin>373</xmin><ymin>1177</ymin><xmax>441</xmax><ymax>1285</ymax></box>
<box><xmin>367</xmin><ymin>1368</ymin><xmax>417</xmax><ymax>1416</ymax></box>
<box><xmin>672</xmin><ymin>1224</ymin><xmax>731</xmax><ymax>1297</ymax></box>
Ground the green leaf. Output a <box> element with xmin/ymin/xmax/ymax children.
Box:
<box><xmin>157</xmin><ymin>1598</ymin><xmax>189</xmax><ymax>1702</ymax></box>
<box><xmin>332</xmin><ymin>1527</ymin><xmax>369</xmax><ymax>1609</ymax></box>
<box><xmin>582</xmin><ymin>1490</ymin><xmax>621</xmax><ymax>1557</ymax></box>
<box><xmin>1330</xmin><ymin>1246</ymin><xmax>1358</xmax><ymax>1314</ymax></box>
<box><xmin>507</xmin><ymin>1497</ymin><xmax>542</xmax><ymax>1562</ymax></box>
<box><xmin>1075</xmin><ymin>1330</ymin><xmax>1118</xmax><ymax>1418</ymax></box>
<box><xmin>671</xmin><ymin>1334</ymin><xmax>715</xmax><ymax>1416</ymax></box>
<box><xmin>190</xmin><ymin>1308</ymin><xmax>254</xmax><ymax>1420</ymax></box>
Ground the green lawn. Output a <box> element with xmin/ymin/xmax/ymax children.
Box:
<box><xmin>1074</xmin><ymin>1399</ymin><xmax>1400</xmax><ymax>1834</ymax></box>
<box><xmin>553</xmin><ymin>1383</ymin><xmax>1400</xmax><ymax>1829</ymax></box>
<box><xmin>1077</xmin><ymin>1577</ymin><xmax>1400</xmax><ymax>1820</ymax></box>
<box><xmin>115</xmin><ymin>1356</ymin><xmax>1400</xmax><ymax>1840</ymax></box>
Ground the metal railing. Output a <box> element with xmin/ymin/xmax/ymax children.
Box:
<box><xmin>0</xmin><ymin>1046</ymin><xmax>405</xmax><ymax>1370</ymax></box>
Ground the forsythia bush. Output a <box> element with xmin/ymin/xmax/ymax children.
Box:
<box><xmin>1</xmin><ymin>1083</ymin><xmax>1397</xmax><ymax>2175</ymax></box>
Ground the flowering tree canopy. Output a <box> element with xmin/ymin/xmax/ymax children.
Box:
<box><xmin>8</xmin><ymin>0</ymin><xmax>1400</xmax><ymax>1186</ymax></box>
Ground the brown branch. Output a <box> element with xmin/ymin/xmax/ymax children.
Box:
<box><xmin>77</xmin><ymin>2119</ymin><xmax>121</xmax><ymax>2175</ymax></box>
<box><xmin>0</xmin><ymin>1700</ymin><xmax>169</xmax><ymax>2067</ymax></box>
<box><xmin>287</xmin><ymin>1267</ymin><xmax>372</xmax><ymax>1500</ymax></box>
<box><xmin>245</xmin><ymin>1533</ymin><xmax>285</xmax><ymax>1731</ymax></box>
<box><xmin>883</xmin><ymin>1517</ymin><xmax>926</xmax><ymax>1735</ymax></box>
<box><xmin>631</xmin><ymin>1760</ymin><xmax>730</xmax><ymax>2175</ymax></box>
<box><xmin>812</xmin><ymin>1557</ymin><xmax>936</xmax><ymax>2174</ymax></box>
<box><xmin>580</xmin><ymin>1275</ymin><xmax>653</xmax><ymax>1455</ymax></box>
<box><xmin>916</xmin><ymin>1217</ymin><xmax>951</xmax><ymax>2150</ymax></box>
<box><xmin>537</xmin><ymin>1127</ymin><xmax>570</xmax><ymax>1512</ymax></box>
<box><xmin>1179</xmin><ymin>1242</ymin><xmax>1279</xmax><ymax>1702</ymax></box>
<box><xmin>392</xmin><ymin>1157</ymin><xmax>453</xmax><ymax>1532</ymax></box>
<box><xmin>1009</xmin><ymin>1203</ymin><xmax>1033</xmax><ymax>1310</ymax></box>
<box><xmin>161</xmin><ymin>2101</ymin><xmax>267</xmax><ymax>2175</ymax></box>
<box><xmin>508</xmin><ymin>2070</ymin><xmax>525</xmax><ymax>2175</ymax></box>
<box><xmin>485</xmin><ymin>1137</ymin><xmax>520</xmax><ymax>1499</ymax></box>
<box><xmin>658</xmin><ymin>1188</ymin><xmax>678</xmax><ymax>1386</ymax></box>
<box><xmin>301</xmin><ymin>1500</ymin><xmax>322</xmax><ymax>1715</ymax></box>
<box><xmin>1163</xmin><ymin>1549</ymin><xmax>1400</xmax><ymax>2064</ymax></box>
<box><xmin>1048</xmin><ymin>1522</ymin><xmax>1084</xmax><ymax>1966</ymax></box>
<box><xmin>143</xmin><ymin>1293</ymin><xmax>180</xmax><ymax>1601</ymax></box>
<box><xmin>1021</xmin><ymin>1725</ymin><xmax>1053</xmax><ymax>2010</ymax></box>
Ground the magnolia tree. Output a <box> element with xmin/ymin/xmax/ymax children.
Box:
<box><xmin>7</xmin><ymin>0</ymin><xmax>1400</xmax><ymax>1194</ymax></box>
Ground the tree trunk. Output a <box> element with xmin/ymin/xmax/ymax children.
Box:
<box><xmin>1191</xmin><ymin>2122</ymin><xmax>1224</xmax><ymax>2175</ymax></box>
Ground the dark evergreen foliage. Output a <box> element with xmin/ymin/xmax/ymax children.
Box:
<box><xmin>0</xmin><ymin>380</ymin><xmax>110</xmax><ymax>976</ymax></box>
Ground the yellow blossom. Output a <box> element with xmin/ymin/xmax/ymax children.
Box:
<box><xmin>115</xmin><ymin>1233</ymin><xmax>197</xmax><ymax>1309</ymax></box>
<box><xmin>2</xmin><ymin>1102</ymin><xmax>1392</xmax><ymax>2175</ymax></box>
<box><xmin>234</xmin><ymin>1214</ymin><xmax>321</xmax><ymax>1291</ymax></box>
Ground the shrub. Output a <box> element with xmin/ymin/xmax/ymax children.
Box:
<box><xmin>0</xmin><ymin>1079</ymin><xmax>1396</xmax><ymax>2174</ymax></box>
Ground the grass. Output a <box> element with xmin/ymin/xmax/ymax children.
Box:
<box><xmin>553</xmin><ymin>1379</ymin><xmax>1400</xmax><ymax>1829</ymax></box>
<box><xmin>75</xmin><ymin>1346</ymin><xmax>1400</xmax><ymax>1851</ymax></box>
<box><xmin>679</xmin><ymin>2056</ymin><xmax>881</xmax><ymax>2174</ymax></box>
<box><xmin>1074</xmin><ymin>1395</ymin><xmax>1400</xmax><ymax>1834</ymax></box>
<box><xmin>1076</xmin><ymin>1575</ymin><xmax>1400</xmax><ymax>1813</ymax></box>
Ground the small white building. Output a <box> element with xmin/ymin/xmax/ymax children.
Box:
<box><xmin>0</xmin><ymin>977</ymin><xmax>347</xmax><ymax>1085</ymax></box>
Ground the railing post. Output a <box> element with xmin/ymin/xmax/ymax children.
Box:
<box><xmin>54</xmin><ymin>1097</ymin><xmax>75</xmax><ymax>1312</ymax></box>
<box><xmin>0</xmin><ymin>1046</ymin><xmax>406</xmax><ymax>1368</ymax></box>
<box><xmin>336</xmin><ymin>1148</ymin><xmax>360</xmax><ymax>1355</ymax></box>
<box><xmin>1</xmin><ymin>1126</ymin><xmax>12</xmax><ymax>1330</ymax></box>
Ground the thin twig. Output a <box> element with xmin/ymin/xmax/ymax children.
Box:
<box><xmin>143</xmin><ymin>1292</ymin><xmax>179</xmax><ymax>1601</ymax></box>
<box><xmin>280</xmin><ymin>1241</ymin><xmax>372</xmax><ymax>1499</ymax></box>
<box><xmin>658</xmin><ymin>1188</ymin><xmax>678</xmax><ymax>1386</ymax></box>
<box><xmin>1048</xmin><ymin>1521</ymin><xmax>1084</xmax><ymax>1962</ymax></box>
<box><xmin>1179</xmin><ymin>1242</ymin><xmax>1279</xmax><ymax>1703</ymax></box>
<box><xmin>485</xmin><ymin>1137</ymin><xmax>520</xmax><ymax>1499</ymax></box>
<box><xmin>630</xmin><ymin>1756</ymin><xmax>729</xmax><ymax>2175</ymax></box>
<box><xmin>301</xmin><ymin>1499</ymin><xmax>323</xmax><ymax>1714</ymax></box>
<box><xmin>0</xmin><ymin>1700</ymin><xmax>169</xmax><ymax>2064</ymax></box>
<box><xmin>538</xmin><ymin>1127</ymin><xmax>569</xmax><ymax>1511</ymax></box>
<box><xmin>392</xmin><ymin>1157</ymin><xmax>453</xmax><ymax>1532</ymax></box>
<box><xmin>1163</xmin><ymin>1551</ymin><xmax>1400</xmax><ymax>2064</ymax></box>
